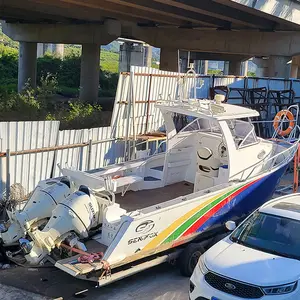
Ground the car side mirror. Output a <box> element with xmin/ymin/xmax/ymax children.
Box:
<box><xmin>225</xmin><ymin>221</ymin><xmax>236</xmax><ymax>231</ymax></box>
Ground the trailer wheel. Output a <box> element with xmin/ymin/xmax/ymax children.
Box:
<box><xmin>178</xmin><ymin>243</ymin><xmax>205</xmax><ymax>277</ymax></box>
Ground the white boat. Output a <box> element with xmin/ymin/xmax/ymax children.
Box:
<box><xmin>1</xmin><ymin>83</ymin><xmax>299</xmax><ymax>286</ymax></box>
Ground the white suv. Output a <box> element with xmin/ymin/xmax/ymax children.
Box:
<box><xmin>190</xmin><ymin>194</ymin><xmax>300</xmax><ymax>300</ymax></box>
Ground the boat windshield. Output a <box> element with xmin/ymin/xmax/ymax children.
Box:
<box><xmin>230</xmin><ymin>211</ymin><xmax>300</xmax><ymax>260</ymax></box>
<box><xmin>227</xmin><ymin>119</ymin><xmax>258</xmax><ymax>148</ymax></box>
<box><xmin>178</xmin><ymin>116</ymin><xmax>221</xmax><ymax>134</ymax></box>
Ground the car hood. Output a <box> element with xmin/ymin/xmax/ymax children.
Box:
<box><xmin>205</xmin><ymin>237</ymin><xmax>300</xmax><ymax>286</ymax></box>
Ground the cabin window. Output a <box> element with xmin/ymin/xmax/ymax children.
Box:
<box><xmin>178</xmin><ymin>116</ymin><xmax>221</xmax><ymax>134</ymax></box>
<box><xmin>172</xmin><ymin>113</ymin><xmax>191</xmax><ymax>132</ymax></box>
<box><xmin>227</xmin><ymin>119</ymin><xmax>258</xmax><ymax>149</ymax></box>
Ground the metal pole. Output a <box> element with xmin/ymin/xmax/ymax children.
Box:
<box><xmin>293</xmin><ymin>144</ymin><xmax>300</xmax><ymax>193</ymax></box>
<box><xmin>6</xmin><ymin>149</ymin><xmax>10</xmax><ymax>201</ymax></box>
<box><xmin>79</xmin><ymin>146</ymin><xmax>84</xmax><ymax>171</ymax></box>
<box><xmin>124</xmin><ymin>75</ymin><xmax>132</xmax><ymax>161</ymax></box>
<box><xmin>130</xmin><ymin>68</ymin><xmax>137</xmax><ymax>160</ymax></box>
<box><xmin>145</xmin><ymin>74</ymin><xmax>153</xmax><ymax>133</ymax></box>
<box><xmin>87</xmin><ymin>139</ymin><xmax>92</xmax><ymax>171</ymax></box>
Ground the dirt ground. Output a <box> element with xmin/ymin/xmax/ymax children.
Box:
<box><xmin>0</xmin><ymin>263</ymin><xmax>189</xmax><ymax>300</ymax></box>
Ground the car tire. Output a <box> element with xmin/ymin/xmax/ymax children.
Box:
<box><xmin>178</xmin><ymin>243</ymin><xmax>205</xmax><ymax>277</ymax></box>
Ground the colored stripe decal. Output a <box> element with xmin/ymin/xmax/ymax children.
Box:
<box><xmin>162</xmin><ymin>186</ymin><xmax>241</xmax><ymax>244</ymax></box>
<box><xmin>143</xmin><ymin>177</ymin><xmax>263</xmax><ymax>251</ymax></box>
<box><xmin>142</xmin><ymin>190</ymin><xmax>229</xmax><ymax>251</ymax></box>
<box><xmin>182</xmin><ymin>180</ymin><xmax>257</xmax><ymax>237</ymax></box>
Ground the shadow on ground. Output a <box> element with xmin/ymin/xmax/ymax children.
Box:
<box><xmin>0</xmin><ymin>263</ymin><xmax>189</xmax><ymax>300</ymax></box>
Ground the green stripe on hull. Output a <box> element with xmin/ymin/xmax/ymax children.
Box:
<box><xmin>162</xmin><ymin>185</ymin><xmax>242</xmax><ymax>244</ymax></box>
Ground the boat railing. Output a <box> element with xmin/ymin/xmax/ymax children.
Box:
<box><xmin>230</xmin><ymin>126</ymin><xmax>300</xmax><ymax>182</ymax></box>
<box><xmin>156</xmin><ymin>98</ymin><xmax>213</xmax><ymax>115</ymax></box>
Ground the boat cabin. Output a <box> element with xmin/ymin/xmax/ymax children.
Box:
<box><xmin>158</xmin><ymin>99</ymin><xmax>273</xmax><ymax>191</ymax></box>
<box><xmin>62</xmin><ymin>100</ymin><xmax>274</xmax><ymax>213</ymax></box>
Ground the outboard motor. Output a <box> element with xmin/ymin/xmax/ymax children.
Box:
<box><xmin>30</xmin><ymin>186</ymin><xmax>100</xmax><ymax>255</ymax></box>
<box><xmin>0</xmin><ymin>177</ymin><xmax>72</xmax><ymax>244</ymax></box>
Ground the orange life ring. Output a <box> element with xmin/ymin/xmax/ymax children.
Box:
<box><xmin>273</xmin><ymin>110</ymin><xmax>295</xmax><ymax>137</ymax></box>
<box><xmin>112</xmin><ymin>175</ymin><xmax>122</xmax><ymax>179</ymax></box>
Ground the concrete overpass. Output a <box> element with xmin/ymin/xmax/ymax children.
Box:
<box><xmin>2</xmin><ymin>0</ymin><xmax>300</xmax><ymax>102</ymax></box>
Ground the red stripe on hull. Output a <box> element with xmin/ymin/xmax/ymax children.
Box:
<box><xmin>182</xmin><ymin>180</ymin><xmax>258</xmax><ymax>238</ymax></box>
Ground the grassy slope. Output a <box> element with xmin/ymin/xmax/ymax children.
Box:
<box><xmin>61</xmin><ymin>45</ymin><xmax>120</xmax><ymax>73</ymax></box>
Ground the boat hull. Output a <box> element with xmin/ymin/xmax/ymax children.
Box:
<box><xmin>103</xmin><ymin>163</ymin><xmax>287</xmax><ymax>268</ymax></box>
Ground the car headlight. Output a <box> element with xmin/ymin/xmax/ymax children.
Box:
<box><xmin>263</xmin><ymin>282</ymin><xmax>297</xmax><ymax>295</ymax></box>
<box><xmin>198</xmin><ymin>255</ymin><xmax>209</xmax><ymax>275</ymax></box>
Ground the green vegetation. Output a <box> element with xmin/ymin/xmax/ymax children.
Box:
<box><xmin>100</xmin><ymin>51</ymin><xmax>119</xmax><ymax>73</ymax></box>
<box><xmin>208</xmin><ymin>69</ymin><xmax>223</xmax><ymax>75</ymax></box>
<box><xmin>247</xmin><ymin>71</ymin><xmax>256</xmax><ymax>77</ymax></box>
<box><xmin>0</xmin><ymin>74</ymin><xmax>107</xmax><ymax>129</ymax></box>
<box><xmin>0</xmin><ymin>26</ymin><xmax>118</xmax><ymax>129</ymax></box>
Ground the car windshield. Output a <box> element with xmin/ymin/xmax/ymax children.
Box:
<box><xmin>230</xmin><ymin>211</ymin><xmax>300</xmax><ymax>260</ymax></box>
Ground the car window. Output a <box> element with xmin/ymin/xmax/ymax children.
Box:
<box><xmin>231</xmin><ymin>212</ymin><xmax>300</xmax><ymax>260</ymax></box>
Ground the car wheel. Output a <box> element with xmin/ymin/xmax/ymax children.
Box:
<box><xmin>178</xmin><ymin>243</ymin><xmax>205</xmax><ymax>277</ymax></box>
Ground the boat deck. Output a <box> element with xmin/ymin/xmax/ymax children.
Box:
<box><xmin>116</xmin><ymin>181</ymin><xmax>194</xmax><ymax>212</ymax></box>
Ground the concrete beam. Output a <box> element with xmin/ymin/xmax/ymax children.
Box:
<box><xmin>1</xmin><ymin>0</ymin><xmax>154</xmax><ymax>25</ymax></box>
<box><xmin>18</xmin><ymin>42</ymin><xmax>37</xmax><ymax>92</ymax></box>
<box><xmin>79</xmin><ymin>44</ymin><xmax>100</xmax><ymax>103</ymax></box>
<box><xmin>224</xmin><ymin>0</ymin><xmax>300</xmax><ymax>27</ymax></box>
<box><xmin>180</xmin><ymin>51</ymin><xmax>250</xmax><ymax>62</ymax></box>
<box><xmin>154</xmin><ymin>0</ymin><xmax>276</xmax><ymax>29</ymax></box>
<box><xmin>27</xmin><ymin>0</ymin><xmax>183</xmax><ymax>26</ymax></box>
<box><xmin>105</xmin><ymin>0</ymin><xmax>230</xmax><ymax>27</ymax></box>
<box><xmin>131</xmin><ymin>27</ymin><xmax>300</xmax><ymax>57</ymax></box>
<box><xmin>2</xmin><ymin>21</ymin><xmax>120</xmax><ymax>45</ymax></box>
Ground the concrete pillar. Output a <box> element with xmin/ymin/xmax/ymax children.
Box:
<box><xmin>43</xmin><ymin>43</ymin><xmax>53</xmax><ymax>54</ymax></box>
<box><xmin>253</xmin><ymin>58</ymin><xmax>268</xmax><ymax>77</ymax></box>
<box><xmin>180</xmin><ymin>58</ymin><xmax>188</xmax><ymax>73</ymax></box>
<box><xmin>53</xmin><ymin>44</ymin><xmax>64</xmax><ymax>58</ymax></box>
<box><xmin>79</xmin><ymin>43</ymin><xmax>100</xmax><ymax>103</ymax></box>
<box><xmin>119</xmin><ymin>42</ymin><xmax>145</xmax><ymax>72</ymax></box>
<box><xmin>36</xmin><ymin>43</ymin><xmax>64</xmax><ymax>58</ymax></box>
<box><xmin>203</xmin><ymin>60</ymin><xmax>209</xmax><ymax>75</ymax></box>
<box><xmin>160</xmin><ymin>48</ymin><xmax>179</xmax><ymax>72</ymax></box>
<box><xmin>194</xmin><ymin>60</ymin><xmax>201</xmax><ymax>74</ymax></box>
<box><xmin>229</xmin><ymin>61</ymin><xmax>242</xmax><ymax>75</ymax></box>
<box><xmin>37</xmin><ymin>43</ymin><xmax>44</xmax><ymax>58</ymax></box>
<box><xmin>267</xmin><ymin>55</ymin><xmax>292</xmax><ymax>78</ymax></box>
<box><xmin>145</xmin><ymin>45</ymin><xmax>152</xmax><ymax>68</ymax></box>
<box><xmin>241</xmin><ymin>60</ymin><xmax>249</xmax><ymax>76</ymax></box>
<box><xmin>198</xmin><ymin>60</ymin><xmax>208</xmax><ymax>75</ymax></box>
<box><xmin>18</xmin><ymin>42</ymin><xmax>37</xmax><ymax>92</ymax></box>
<box><xmin>291</xmin><ymin>64</ymin><xmax>298</xmax><ymax>78</ymax></box>
<box><xmin>223</xmin><ymin>61</ymin><xmax>229</xmax><ymax>75</ymax></box>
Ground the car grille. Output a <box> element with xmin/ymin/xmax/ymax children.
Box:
<box><xmin>204</xmin><ymin>272</ymin><xmax>264</xmax><ymax>299</ymax></box>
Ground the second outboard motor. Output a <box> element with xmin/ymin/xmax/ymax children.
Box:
<box><xmin>0</xmin><ymin>177</ymin><xmax>72</xmax><ymax>244</ymax></box>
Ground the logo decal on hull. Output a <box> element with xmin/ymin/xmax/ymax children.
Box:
<box><xmin>136</xmin><ymin>220</ymin><xmax>155</xmax><ymax>234</ymax></box>
<box><xmin>128</xmin><ymin>232</ymin><xmax>158</xmax><ymax>245</ymax></box>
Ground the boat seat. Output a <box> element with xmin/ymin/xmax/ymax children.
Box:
<box><xmin>112</xmin><ymin>175</ymin><xmax>143</xmax><ymax>196</ymax></box>
<box><xmin>197</xmin><ymin>147</ymin><xmax>213</xmax><ymax>160</ymax></box>
<box><xmin>197</xmin><ymin>157</ymin><xmax>221</xmax><ymax>177</ymax></box>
